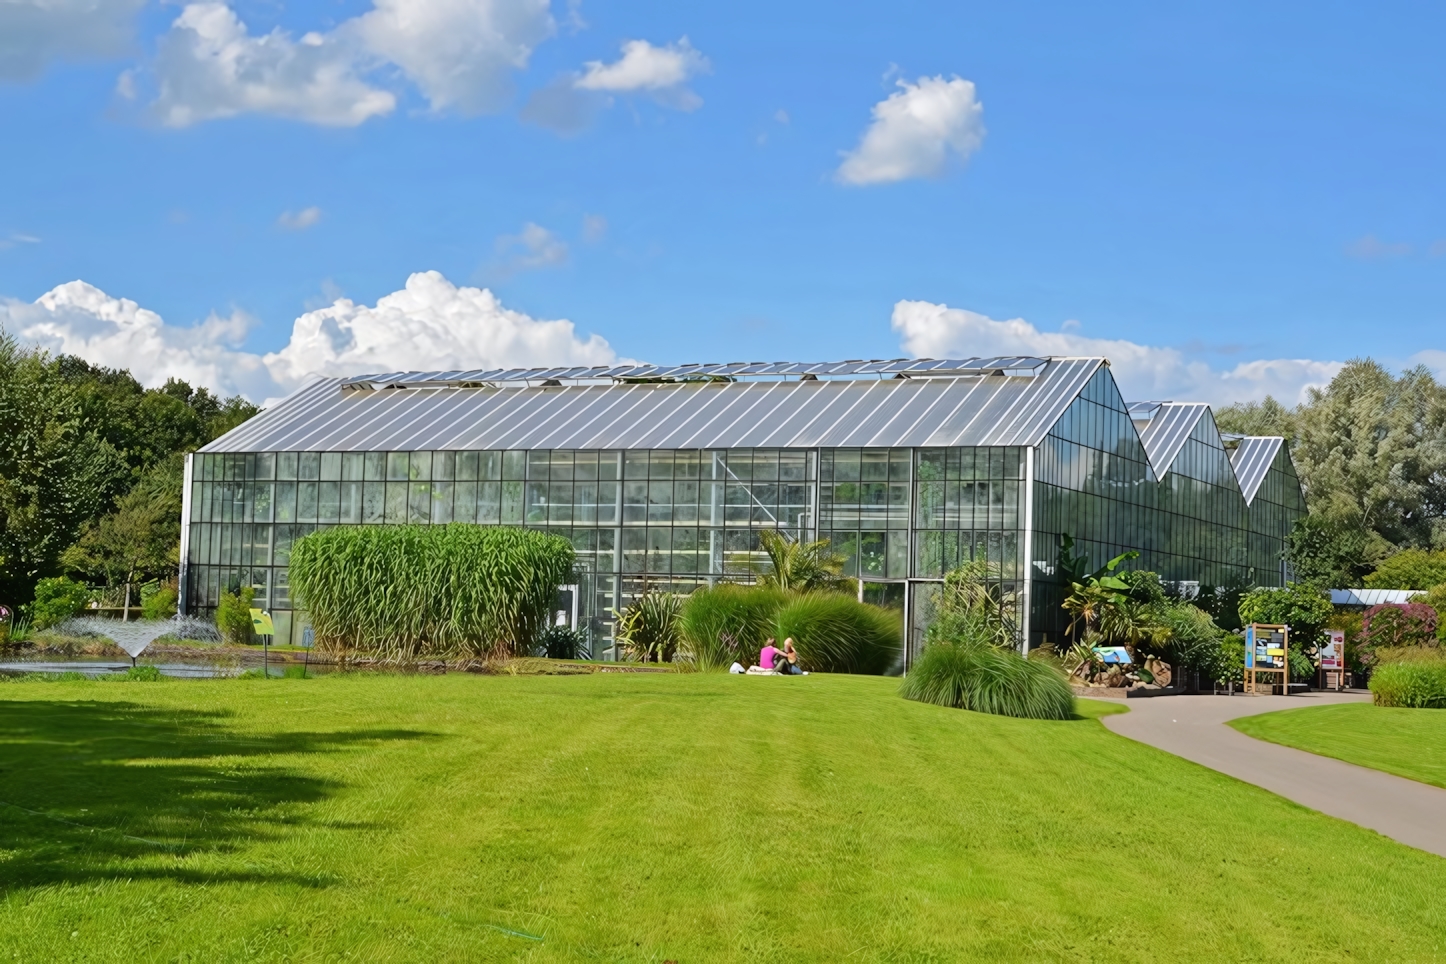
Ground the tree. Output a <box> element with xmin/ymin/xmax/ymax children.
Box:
<box><xmin>1364</xmin><ymin>549</ymin><xmax>1446</xmax><ymax>591</ymax></box>
<box><xmin>1238</xmin><ymin>583</ymin><xmax>1333</xmax><ymax>648</ymax></box>
<box><xmin>61</xmin><ymin>457</ymin><xmax>183</xmax><ymax>620</ymax></box>
<box><xmin>1286</xmin><ymin>515</ymin><xmax>1370</xmax><ymax>588</ymax></box>
<box><xmin>755</xmin><ymin>529</ymin><xmax>852</xmax><ymax>594</ymax></box>
<box><xmin>1219</xmin><ymin>360</ymin><xmax>1446</xmax><ymax>564</ymax></box>
<box><xmin>0</xmin><ymin>333</ymin><xmax>128</xmax><ymax>605</ymax></box>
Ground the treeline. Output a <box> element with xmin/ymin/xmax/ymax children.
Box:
<box><xmin>0</xmin><ymin>332</ymin><xmax>258</xmax><ymax>612</ymax></box>
<box><xmin>1216</xmin><ymin>359</ymin><xmax>1446</xmax><ymax>588</ymax></box>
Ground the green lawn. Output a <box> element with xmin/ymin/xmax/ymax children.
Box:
<box><xmin>1230</xmin><ymin>702</ymin><xmax>1446</xmax><ymax>789</ymax></box>
<box><xmin>2</xmin><ymin>675</ymin><xmax>1444</xmax><ymax>963</ymax></box>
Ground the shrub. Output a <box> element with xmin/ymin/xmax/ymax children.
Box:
<box><xmin>1368</xmin><ymin>650</ymin><xmax>1446</xmax><ymax>708</ymax></box>
<box><xmin>677</xmin><ymin>584</ymin><xmax>788</xmax><ymax>671</ymax></box>
<box><xmin>901</xmin><ymin>614</ymin><xmax>1073</xmax><ymax>720</ymax></box>
<box><xmin>288</xmin><ymin>524</ymin><xmax>574</xmax><ymax>662</ymax></box>
<box><xmin>31</xmin><ymin>576</ymin><xmax>92</xmax><ymax>629</ymax></box>
<box><xmin>773</xmin><ymin>592</ymin><xmax>901</xmax><ymax>675</ymax></box>
<box><xmin>615</xmin><ymin>591</ymin><xmax>683</xmax><ymax>662</ymax></box>
<box><xmin>1362</xmin><ymin>603</ymin><xmax>1437</xmax><ymax>655</ymax></box>
<box><xmin>141</xmin><ymin>584</ymin><xmax>178</xmax><ymax>620</ymax></box>
<box><xmin>216</xmin><ymin>586</ymin><xmax>255</xmax><ymax>645</ymax></box>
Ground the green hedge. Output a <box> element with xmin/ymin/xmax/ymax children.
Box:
<box><xmin>288</xmin><ymin>525</ymin><xmax>574</xmax><ymax>661</ymax></box>
<box><xmin>902</xmin><ymin>612</ymin><xmax>1073</xmax><ymax>720</ymax></box>
<box><xmin>1369</xmin><ymin>652</ymin><xmax>1446</xmax><ymax>708</ymax></box>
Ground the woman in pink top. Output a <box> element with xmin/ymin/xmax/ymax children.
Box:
<box><xmin>758</xmin><ymin>638</ymin><xmax>782</xmax><ymax>670</ymax></box>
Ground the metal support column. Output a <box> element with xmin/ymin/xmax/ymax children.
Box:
<box><xmin>1020</xmin><ymin>445</ymin><xmax>1035</xmax><ymax>654</ymax></box>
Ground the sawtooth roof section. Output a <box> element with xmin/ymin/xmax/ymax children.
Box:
<box><xmin>1230</xmin><ymin>436</ymin><xmax>1286</xmax><ymax>505</ymax></box>
<box><xmin>1127</xmin><ymin>401</ymin><xmax>1213</xmax><ymax>477</ymax></box>
<box><xmin>202</xmin><ymin>357</ymin><xmax>1106</xmax><ymax>454</ymax></box>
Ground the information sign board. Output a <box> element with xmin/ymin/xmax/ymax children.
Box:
<box><xmin>1320</xmin><ymin>631</ymin><xmax>1344</xmax><ymax>669</ymax></box>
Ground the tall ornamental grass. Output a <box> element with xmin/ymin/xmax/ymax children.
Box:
<box><xmin>288</xmin><ymin>525</ymin><xmax>574</xmax><ymax>662</ymax></box>
<box><xmin>902</xmin><ymin>613</ymin><xmax>1074</xmax><ymax>720</ymax></box>
<box><xmin>1369</xmin><ymin>650</ymin><xmax>1446</xmax><ymax>708</ymax></box>
<box><xmin>774</xmin><ymin>592</ymin><xmax>901</xmax><ymax>675</ymax></box>
<box><xmin>677</xmin><ymin>584</ymin><xmax>787</xmax><ymax>671</ymax></box>
<box><xmin>677</xmin><ymin>584</ymin><xmax>900</xmax><ymax>673</ymax></box>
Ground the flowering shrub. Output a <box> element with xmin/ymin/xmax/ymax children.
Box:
<box><xmin>1361</xmin><ymin>603</ymin><xmax>1438</xmax><ymax>658</ymax></box>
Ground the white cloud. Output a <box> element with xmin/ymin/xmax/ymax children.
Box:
<box><xmin>891</xmin><ymin>299</ymin><xmax>1343</xmax><ymax>406</ymax></box>
<box><xmin>837</xmin><ymin>75</ymin><xmax>985</xmax><ymax>186</ymax></box>
<box><xmin>1346</xmin><ymin>234</ymin><xmax>1411</xmax><ymax>260</ymax></box>
<box><xmin>0</xmin><ymin>0</ymin><xmax>146</xmax><ymax>81</ymax></box>
<box><xmin>141</xmin><ymin>0</ymin><xmax>553</xmax><ymax>126</ymax></box>
<box><xmin>576</xmin><ymin>37</ymin><xmax>707</xmax><ymax>99</ymax></box>
<box><xmin>489</xmin><ymin>222</ymin><xmax>569</xmax><ymax>277</ymax></box>
<box><xmin>4</xmin><ymin>271</ymin><xmax>625</xmax><ymax>404</ymax></box>
<box><xmin>581</xmin><ymin>214</ymin><xmax>607</xmax><ymax>243</ymax></box>
<box><xmin>148</xmin><ymin>2</ymin><xmax>395</xmax><ymax>127</ymax></box>
<box><xmin>352</xmin><ymin>0</ymin><xmax>553</xmax><ymax>115</ymax></box>
<box><xmin>522</xmin><ymin>36</ymin><xmax>708</xmax><ymax>132</ymax></box>
<box><xmin>278</xmin><ymin>206</ymin><xmax>323</xmax><ymax>231</ymax></box>
<box><xmin>3</xmin><ymin>280</ymin><xmax>280</xmax><ymax>400</ymax></box>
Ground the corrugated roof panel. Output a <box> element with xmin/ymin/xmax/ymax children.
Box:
<box><xmin>200</xmin><ymin>358</ymin><xmax>1109</xmax><ymax>454</ymax></box>
<box><xmin>1133</xmin><ymin>402</ymin><xmax>1211</xmax><ymax>475</ymax></box>
<box><xmin>1230</xmin><ymin>436</ymin><xmax>1285</xmax><ymax>504</ymax></box>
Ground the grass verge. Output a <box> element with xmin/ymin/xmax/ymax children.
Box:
<box><xmin>2</xmin><ymin>674</ymin><xmax>1444</xmax><ymax>962</ymax></box>
<box><xmin>1229</xmin><ymin>701</ymin><xmax>1446</xmax><ymax>789</ymax></box>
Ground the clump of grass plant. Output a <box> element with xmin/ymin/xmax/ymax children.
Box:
<box><xmin>1369</xmin><ymin>648</ymin><xmax>1446</xmax><ymax>708</ymax></box>
<box><xmin>774</xmin><ymin>592</ymin><xmax>901</xmax><ymax>675</ymax></box>
<box><xmin>677</xmin><ymin>584</ymin><xmax>787</xmax><ymax>671</ymax></box>
<box><xmin>901</xmin><ymin>618</ymin><xmax>1074</xmax><ymax>720</ymax></box>
<box><xmin>288</xmin><ymin>524</ymin><xmax>574</xmax><ymax>663</ymax></box>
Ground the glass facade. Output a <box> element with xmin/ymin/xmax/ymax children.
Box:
<box><xmin>182</xmin><ymin>364</ymin><xmax>1304</xmax><ymax>660</ymax></box>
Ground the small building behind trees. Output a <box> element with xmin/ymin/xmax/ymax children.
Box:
<box><xmin>181</xmin><ymin>356</ymin><xmax>1305</xmax><ymax>660</ymax></box>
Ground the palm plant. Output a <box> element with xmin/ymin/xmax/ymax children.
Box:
<box><xmin>936</xmin><ymin>558</ymin><xmax>1017</xmax><ymax>647</ymax></box>
<box><xmin>613</xmin><ymin>590</ymin><xmax>683</xmax><ymax>663</ymax></box>
<box><xmin>755</xmin><ymin>529</ymin><xmax>852</xmax><ymax>594</ymax></box>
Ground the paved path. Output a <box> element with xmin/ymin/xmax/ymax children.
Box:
<box><xmin>1099</xmin><ymin>692</ymin><xmax>1446</xmax><ymax>858</ymax></box>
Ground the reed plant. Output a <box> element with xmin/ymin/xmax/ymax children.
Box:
<box><xmin>288</xmin><ymin>524</ymin><xmax>574</xmax><ymax>662</ymax></box>
<box><xmin>774</xmin><ymin>592</ymin><xmax>901</xmax><ymax>675</ymax></box>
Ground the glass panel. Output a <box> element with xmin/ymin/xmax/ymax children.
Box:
<box><xmin>298</xmin><ymin>452</ymin><xmax>320</xmax><ymax>480</ymax></box>
<box><xmin>320</xmin><ymin>452</ymin><xmax>342</xmax><ymax>481</ymax></box>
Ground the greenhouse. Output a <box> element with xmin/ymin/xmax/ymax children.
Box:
<box><xmin>181</xmin><ymin>356</ymin><xmax>1306</xmax><ymax>661</ymax></box>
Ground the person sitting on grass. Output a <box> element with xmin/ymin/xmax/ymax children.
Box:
<box><xmin>758</xmin><ymin>638</ymin><xmax>783</xmax><ymax>672</ymax></box>
<box><xmin>779</xmin><ymin>637</ymin><xmax>802</xmax><ymax>675</ymax></box>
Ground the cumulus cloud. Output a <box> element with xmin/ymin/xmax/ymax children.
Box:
<box><xmin>3</xmin><ymin>271</ymin><xmax>625</xmax><ymax>404</ymax></box>
<box><xmin>352</xmin><ymin>0</ymin><xmax>553</xmax><ymax>115</ymax></box>
<box><xmin>522</xmin><ymin>36</ymin><xmax>708</xmax><ymax>132</ymax></box>
<box><xmin>148</xmin><ymin>2</ymin><xmax>394</xmax><ymax>127</ymax></box>
<box><xmin>140</xmin><ymin>0</ymin><xmax>553</xmax><ymax>126</ymax></box>
<box><xmin>891</xmin><ymin>300</ymin><xmax>1343</xmax><ymax>407</ymax></box>
<box><xmin>277</xmin><ymin>206</ymin><xmax>323</xmax><ymax>231</ymax></box>
<box><xmin>0</xmin><ymin>0</ymin><xmax>146</xmax><ymax>81</ymax></box>
<box><xmin>837</xmin><ymin>75</ymin><xmax>985</xmax><ymax>186</ymax></box>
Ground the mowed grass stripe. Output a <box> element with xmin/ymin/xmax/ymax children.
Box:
<box><xmin>0</xmin><ymin>674</ymin><xmax>1442</xmax><ymax>962</ymax></box>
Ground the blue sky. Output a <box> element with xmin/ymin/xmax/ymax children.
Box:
<box><xmin>2</xmin><ymin>0</ymin><xmax>1444</xmax><ymax>403</ymax></box>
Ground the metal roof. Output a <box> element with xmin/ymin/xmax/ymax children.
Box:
<box><xmin>202</xmin><ymin>357</ymin><xmax>1105</xmax><ymax>454</ymax></box>
<box><xmin>1229</xmin><ymin>436</ymin><xmax>1285</xmax><ymax>504</ymax></box>
<box><xmin>1330</xmin><ymin>588</ymin><xmax>1421</xmax><ymax>607</ymax></box>
<box><xmin>1129</xmin><ymin>401</ymin><xmax>1212</xmax><ymax>476</ymax></box>
<box><xmin>342</xmin><ymin>356</ymin><xmax>1049</xmax><ymax>388</ymax></box>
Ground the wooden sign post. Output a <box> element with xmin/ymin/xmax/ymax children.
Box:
<box><xmin>1244</xmin><ymin>624</ymin><xmax>1289</xmax><ymax>695</ymax></box>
